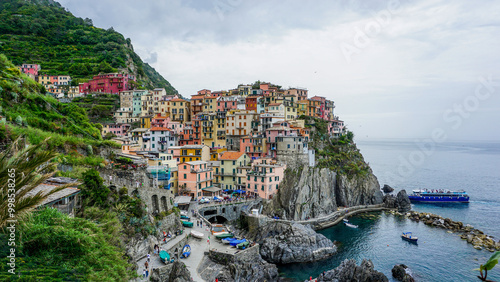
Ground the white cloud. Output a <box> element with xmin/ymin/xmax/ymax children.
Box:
<box><xmin>58</xmin><ymin>0</ymin><xmax>500</xmax><ymax>140</ymax></box>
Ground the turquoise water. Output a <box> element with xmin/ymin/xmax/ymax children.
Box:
<box><xmin>278</xmin><ymin>140</ymin><xmax>500</xmax><ymax>281</ymax></box>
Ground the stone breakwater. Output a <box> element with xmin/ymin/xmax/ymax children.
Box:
<box><xmin>388</xmin><ymin>210</ymin><xmax>500</xmax><ymax>252</ymax></box>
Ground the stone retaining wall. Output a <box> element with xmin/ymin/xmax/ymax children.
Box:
<box><xmin>97</xmin><ymin>167</ymin><xmax>175</xmax><ymax>215</ymax></box>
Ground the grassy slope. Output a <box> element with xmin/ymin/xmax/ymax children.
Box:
<box><xmin>0</xmin><ymin>0</ymin><xmax>177</xmax><ymax>93</ymax></box>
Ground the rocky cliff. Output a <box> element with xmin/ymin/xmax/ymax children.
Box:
<box><xmin>313</xmin><ymin>259</ymin><xmax>388</xmax><ymax>282</ymax></box>
<box><xmin>255</xmin><ymin>222</ymin><xmax>336</xmax><ymax>264</ymax></box>
<box><xmin>267</xmin><ymin>166</ymin><xmax>383</xmax><ymax>220</ymax></box>
<box><xmin>198</xmin><ymin>248</ymin><xmax>279</xmax><ymax>282</ymax></box>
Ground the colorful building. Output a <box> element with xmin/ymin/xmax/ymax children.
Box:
<box><xmin>218</xmin><ymin>151</ymin><xmax>249</xmax><ymax>191</ymax></box>
<box><xmin>246</xmin><ymin>158</ymin><xmax>286</xmax><ymax>199</ymax></box>
<box><xmin>178</xmin><ymin>161</ymin><xmax>214</xmax><ymax>199</ymax></box>
<box><xmin>79</xmin><ymin>73</ymin><xmax>135</xmax><ymax>95</ymax></box>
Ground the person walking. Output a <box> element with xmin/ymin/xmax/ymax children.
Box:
<box><xmin>142</xmin><ymin>268</ymin><xmax>146</xmax><ymax>279</ymax></box>
<box><xmin>147</xmin><ymin>253</ymin><xmax>151</xmax><ymax>262</ymax></box>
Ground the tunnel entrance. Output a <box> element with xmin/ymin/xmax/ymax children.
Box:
<box><xmin>208</xmin><ymin>215</ymin><xmax>228</xmax><ymax>224</ymax></box>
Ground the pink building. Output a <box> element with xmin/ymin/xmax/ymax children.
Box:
<box><xmin>240</xmin><ymin>136</ymin><xmax>266</xmax><ymax>159</ymax></box>
<box><xmin>265</xmin><ymin>122</ymin><xmax>301</xmax><ymax>158</ymax></box>
<box><xmin>18</xmin><ymin>63</ymin><xmax>41</xmax><ymax>77</ymax></box>
<box><xmin>246</xmin><ymin>158</ymin><xmax>286</xmax><ymax>199</ymax></box>
<box><xmin>79</xmin><ymin>73</ymin><xmax>136</xmax><ymax>95</ymax></box>
<box><xmin>151</xmin><ymin>114</ymin><xmax>184</xmax><ymax>134</ymax></box>
<box><xmin>217</xmin><ymin>96</ymin><xmax>238</xmax><ymax>112</ymax></box>
<box><xmin>102</xmin><ymin>123</ymin><xmax>131</xmax><ymax>137</ymax></box>
<box><xmin>178</xmin><ymin>161</ymin><xmax>214</xmax><ymax>199</ymax></box>
<box><xmin>309</xmin><ymin>96</ymin><xmax>335</xmax><ymax>121</ymax></box>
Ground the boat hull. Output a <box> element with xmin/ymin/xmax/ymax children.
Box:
<box><xmin>409</xmin><ymin>195</ymin><xmax>469</xmax><ymax>203</ymax></box>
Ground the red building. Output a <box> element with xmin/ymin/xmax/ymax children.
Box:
<box><xmin>79</xmin><ymin>73</ymin><xmax>135</xmax><ymax>95</ymax></box>
<box><xmin>245</xmin><ymin>95</ymin><xmax>259</xmax><ymax>111</ymax></box>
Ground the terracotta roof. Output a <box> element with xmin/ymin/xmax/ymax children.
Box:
<box><xmin>169</xmin><ymin>98</ymin><xmax>186</xmax><ymax>102</ymax></box>
<box><xmin>219</xmin><ymin>151</ymin><xmax>246</xmax><ymax>160</ymax></box>
<box><xmin>150</xmin><ymin>127</ymin><xmax>171</xmax><ymax>131</ymax></box>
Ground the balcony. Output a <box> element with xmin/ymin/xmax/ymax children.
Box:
<box><xmin>247</xmin><ymin>170</ymin><xmax>267</xmax><ymax>176</ymax></box>
<box><xmin>191</xmin><ymin>167</ymin><xmax>212</xmax><ymax>173</ymax></box>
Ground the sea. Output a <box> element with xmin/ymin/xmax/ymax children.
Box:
<box><xmin>279</xmin><ymin>139</ymin><xmax>500</xmax><ymax>281</ymax></box>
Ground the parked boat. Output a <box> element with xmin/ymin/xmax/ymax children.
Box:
<box><xmin>343</xmin><ymin>218</ymin><xmax>349</xmax><ymax>223</ymax></box>
<box><xmin>211</xmin><ymin>224</ymin><xmax>226</xmax><ymax>234</ymax></box>
<box><xmin>230</xmin><ymin>239</ymin><xmax>247</xmax><ymax>247</ymax></box>
<box><xmin>182</xmin><ymin>221</ymin><xmax>193</xmax><ymax>228</ymax></box>
<box><xmin>236</xmin><ymin>241</ymin><xmax>250</xmax><ymax>250</ymax></box>
<box><xmin>216</xmin><ymin>233</ymin><xmax>234</xmax><ymax>239</ymax></box>
<box><xmin>344</xmin><ymin>222</ymin><xmax>358</xmax><ymax>228</ymax></box>
<box><xmin>212</xmin><ymin>231</ymin><xmax>229</xmax><ymax>236</ymax></box>
<box><xmin>408</xmin><ymin>189</ymin><xmax>469</xmax><ymax>203</ymax></box>
<box><xmin>190</xmin><ymin>230</ymin><xmax>204</xmax><ymax>239</ymax></box>
<box><xmin>181</xmin><ymin>244</ymin><xmax>191</xmax><ymax>258</ymax></box>
<box><xmin>159</xmin><ymin>250</ymin><xmax>171</xmax><ymax>263</ymax></box>
<box><xmin>221</xmin><ymin>238</ymin><xmax>236</xmax><ymax>244</ymax></box>
<box><xmin>401</xmin><ymin>232</ymin><xmax>418</xmax><ymax>243</ymax></box>
<box><xmin>180</xmin><ymin>215</ymin><xmax>190</xmax><ymax>220</ymax></box>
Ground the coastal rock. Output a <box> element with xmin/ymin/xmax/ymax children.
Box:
<box><xmin>198</xmin><ymin>248</ymin><xmax>279</xmax><ymax>282</ymax></box>
<box><xmin>150</xmin><ymin>261</ymin><xmax>192</xmax><ymax>282</ymax></box>
<box><xmin>256</xmin><ymin>222</ymin><xmax>336</xmax><ymax>264</ymax></box>
<box><xmin>267</xmin><ymin>166</ymin><xmax>383</xmax><ymax>220</ymax></box>
<box><xmin>396</xmin><ymin>190</ymin><xmax>412</xmax><ymax>212</ymax></box>
<box><xmin>392</xmin><ymin>264</ymin><xmax>415</xmax><ymax>282</ymax></box>
<box><xmin>125</xmin><ymin>235</ymin><xmax>158</xmax><ymax>262</ymax></box>
<box><xmin>314</xmin><ymin>259</ymin><xmax>388</xmax><ymax>282</ymax></box>
<box><xmin>382</xmin><ymin>184</ymin><xmax>394</xmax><ymax>193</ymax></box>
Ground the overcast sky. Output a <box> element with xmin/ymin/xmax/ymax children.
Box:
<box><xmin>59</xmin><ymin>0</ymin><xmax>500</xmax><ymax>141</ymax></box>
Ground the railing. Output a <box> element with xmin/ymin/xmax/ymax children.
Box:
<box><xmin>191</xmin><ymin>168</ymin><xmax>212</xmax><ymax>173</ymax></box>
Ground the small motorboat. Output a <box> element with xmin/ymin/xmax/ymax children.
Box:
<box><xmin>344</xmin><ymin>222</ymin><xmax>358</xmax><ymax>228</ymax></box>
<box><xmin>212</xmin><ymin>231</ymin><xmax>229</xmax><ymax>236</ymax></box>
<box><xmin>159</xmin><ymin>250</ymin><xmax>173</xmax><ymax>263</ymax></box>
<box><xmin>181</xmin><ymin>244</ymin><xmax>191</xmax><ymax>258</ymax></box>
<box><xmin>216</xmin><ymin>233</ymin><xmax>234</xmax><ymax>240</ymax></box>
<box><xmin>236</xmin><ymin>241</ymin><xmax>250</xmax><ymax>250</ymax></box>
<box><xmin>211</xmin><ymin>224</ymin><xmax>226</xmax><ymax>234</ymax></box>
<box><xmin>401</xmin><ymin>232</ymin><xmax>418</xmax><ymax>243</ymax></box>
<box><xmin>190</xmin><ymin>230</ymin><xmax>204</xmax><ymax>239</ymax></box>
<box><xmin>343</xmin><ymin>218</ymin><xmax>349</xmax><ymax>223</ymax></box>
<box><xmin>230</xmin><ymin>239</ymin><xmax>247</xmax><ymax>247</ymax></box>
<box><xmin>180</xmin><ymin>215</ymin><xmax>190</xmax><ymax>220</ymax></box>
<box><xmin>222</xmin><ymin>237</ymin><xmax>238</xmax><ymax>244</ymax></box>
<box><xmin>182</xmin><ymin>221</ymin><xmax>193</xmax><ymax>228</ymax></box>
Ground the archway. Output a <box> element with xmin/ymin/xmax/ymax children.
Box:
<box><xmin>208</xmin><ymin>215</ymin><xmax>228</xmax><ymax>224</ymax></box>
<box><xmin>151</xmin><ymin>195</ymin><xmax>159</xmax><ymax>214</ymax></box>
<box><xmin>160</xmin><ymin>196</ymin><xmax>168</xmax><ymax>211</ymax></box>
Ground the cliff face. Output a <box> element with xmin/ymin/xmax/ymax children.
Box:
<box><xmin>256</xmin><ymin>222</ymin><xmax>336</xmax><ymax>264</ymax></box>
<box><xmin>268</xmin><ymin>166</ymin><xmax>383</xmax><ymax>221</ymax></box>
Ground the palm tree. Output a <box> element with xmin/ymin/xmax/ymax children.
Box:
<box><xmin>0</xmin><ymin>138</ymin><xmax>75</xmax><ymax>227</ymax></box>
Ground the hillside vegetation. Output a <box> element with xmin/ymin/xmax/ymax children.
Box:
<box><xmin>0</xmin><ymin>0</ymin><xmax>177</xmax><ymax>93</ymax></box>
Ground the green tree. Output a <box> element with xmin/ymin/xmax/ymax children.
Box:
<box><xmin>81</xmin><ymin>169</ymin><xmax>110</xmax><ymax>209</ymax></box>
<box><xmin>0</xmin><ymin>138</ymin><xmax>74</xmax><ymax>227</ymax></box>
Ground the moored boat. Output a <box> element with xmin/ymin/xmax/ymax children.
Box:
<box><xmin>216</xmin><ymin>233</ymin><xmax>234</xmax><ymax>239</ymax></box>
<box><xmin>236</xmin><ymin>240</ymin><xmax>250</xmax><ymax>249</ymax></box>
<box><xmin>182</xmin><ymin>221</ymin><xmax>193</xmax><ymax>228</ymax></box>
<box><xmin>344</xmin><ymin>222</ymin><xmax>358</xmax><ymax>228</ymax></box>
<box><xmin>159</xmin><ymin>250</ymin><xmax>172</xmax><ymax>263</ymax></box>
<box><xmin>401</xmin><ymin>232</ymin><xmax>418</xmax><ymax>243</ymax></box>
<box><xmin>180</xmin><ymin>215</ymin><xmax>190</xmax><ymax>220</ymax></box>
<box><xmin>181</xmin><ymin>244</ymin><xmax>191</xmax><ymax>258</ymax></box>
<box><xmin>230</xmin><ymin>239</ymin><xmax>247</xmax><ymax>247</ymax></box>
<box><xmin>190</xmin><ymin>230</ymin><xmax>204</xmax><ymax>239</ymax></box>
<box><xmin>222</xmin><ymin>237</ymin><xmax>237</xmax><ymax>244</ymax></box>
<box><xmin>408</xmin><ymin>189</ymin><xmax>469</xmax><ymax>203</ymax></box>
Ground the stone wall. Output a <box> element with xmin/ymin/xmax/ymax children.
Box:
<box><xmin>98</xmin><ymin>167</ymin><xmax>175</xmax><ymax>214</ymax></box>
<box><xmin>198</xmin><ymin>200</ymin><xmax>260</xmax><ymax>222</ymax></box>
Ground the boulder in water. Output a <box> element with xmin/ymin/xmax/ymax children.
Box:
<box><xmin>392</xmin><ymin>264</ymin><xmax>415</xmax><ymax>282</ymax></box>
<box><xmin>314</xmin><ymin>259</ymin><xmax>388</xmax><ymax>282</ymax></box>
<box><xmin>382</xmin><ymin>184</ymin><xmax>394</xmax><ymax>193</ymax></box>
<box><xmin>396</xmin><ymin>190</ymin><xmax>412</xmax><ymax>212</ymax></box>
